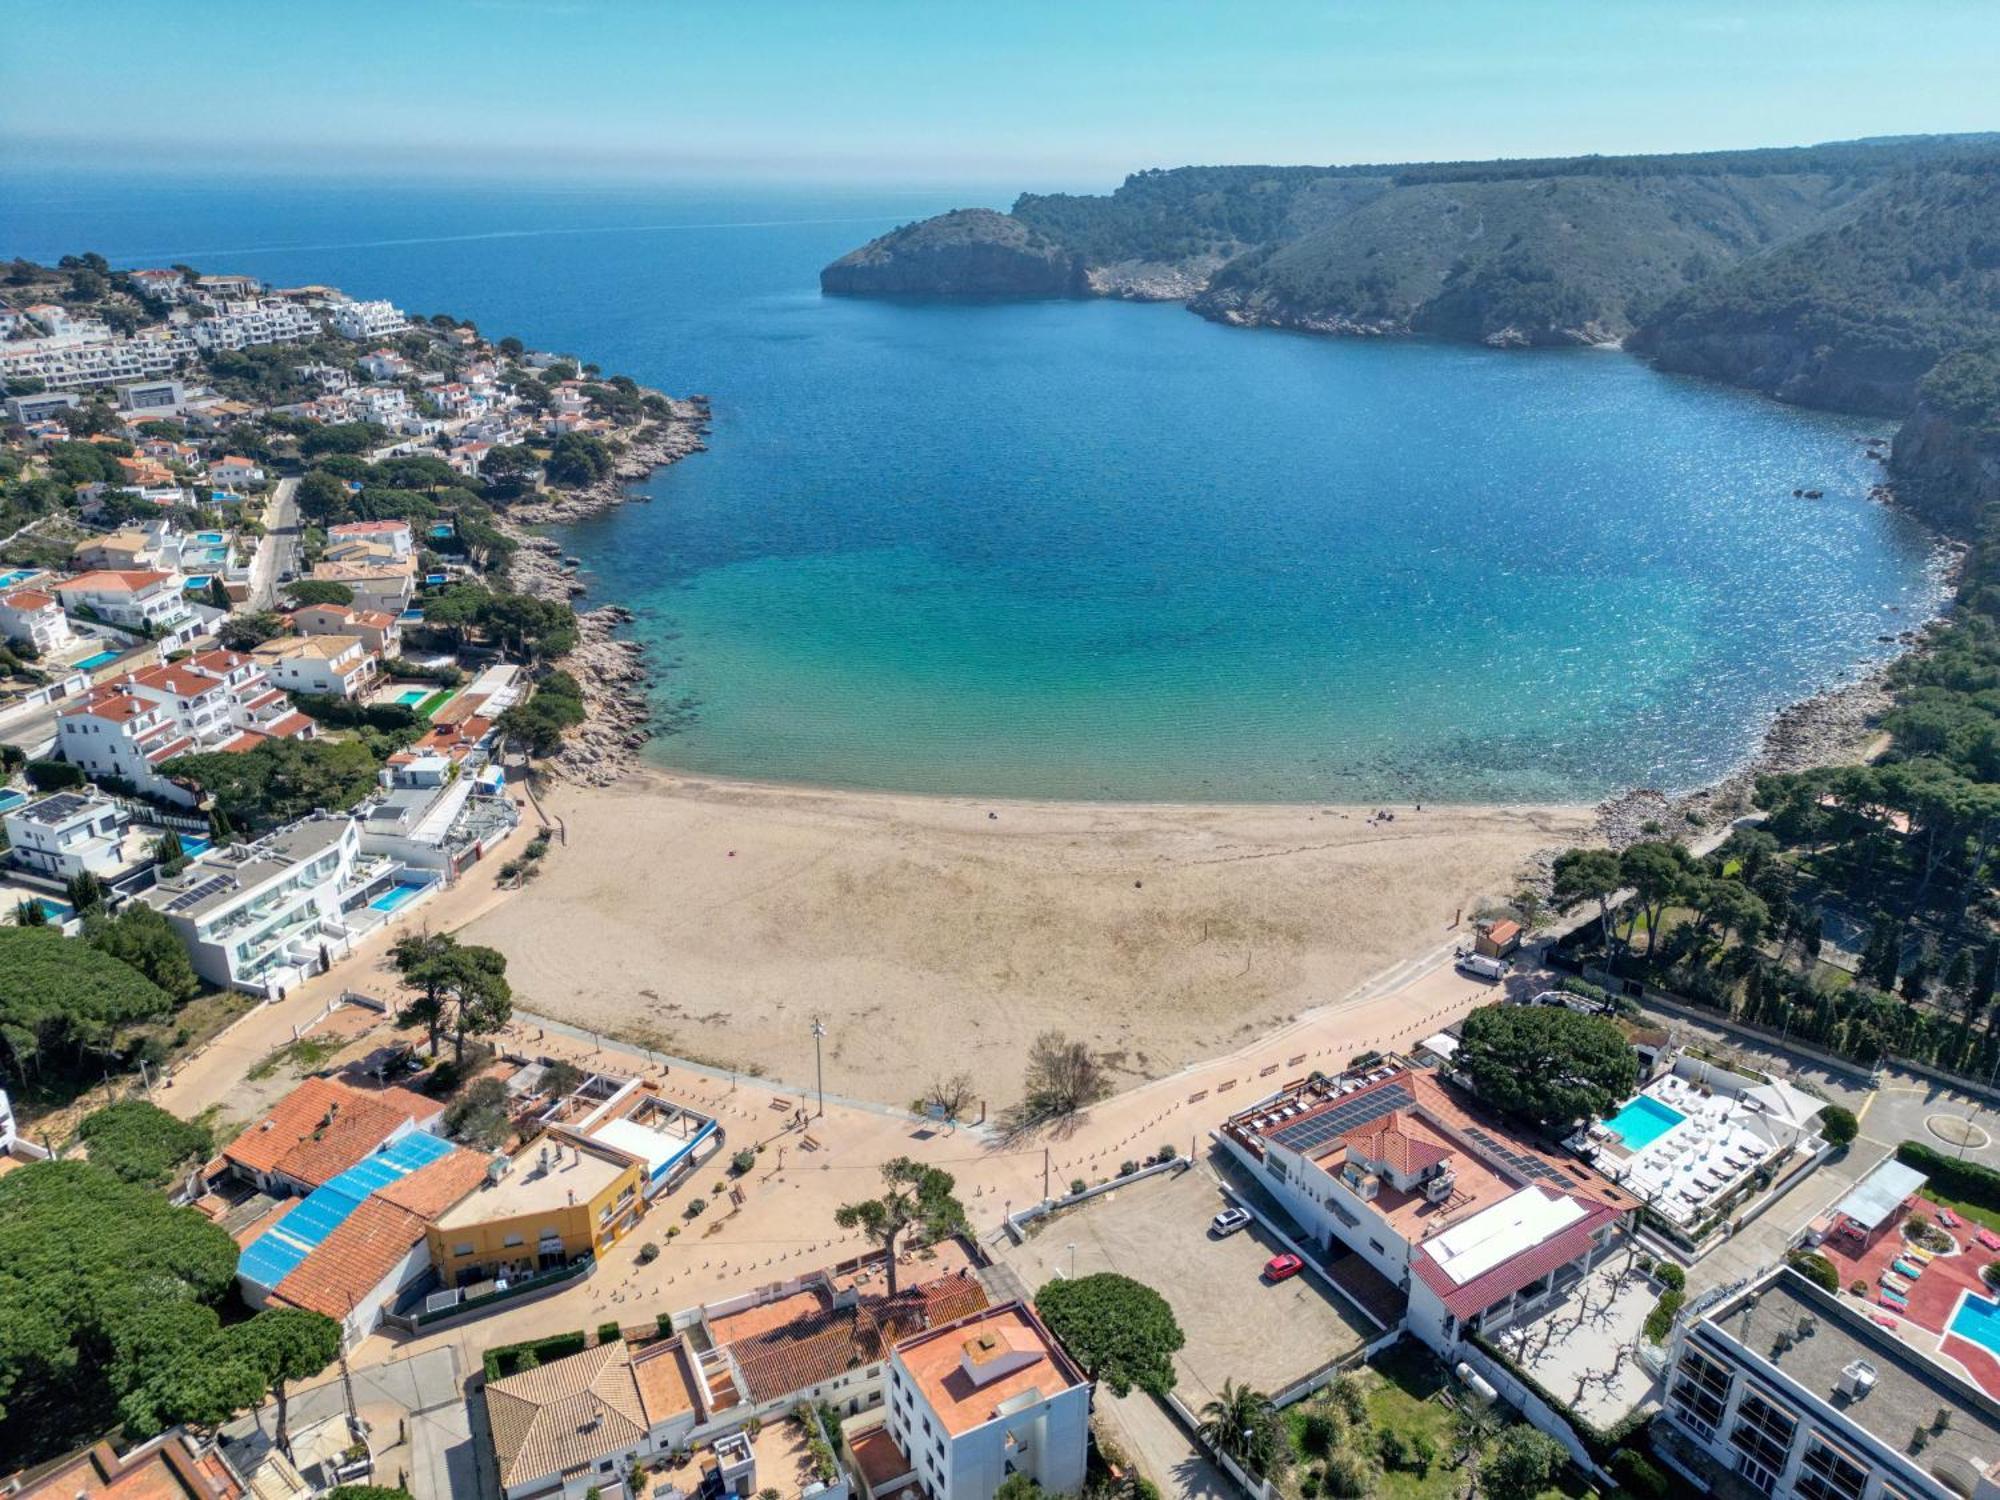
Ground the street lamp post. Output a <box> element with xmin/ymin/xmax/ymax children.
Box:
<box><xmin>811</xmin><ymin>1016</ymin><xmax>827</xmax><ymax>1120</ymax></box>
<box><xmin>1067</xmin><ymin>1242</ymin><xmax>1077</xmax><ymax>1280</ymax></box>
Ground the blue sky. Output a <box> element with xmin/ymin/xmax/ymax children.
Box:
<box><xmin>4</xmin><ymin>1</ymin><xmax>1996</xmax><ymax>188</ymax></box>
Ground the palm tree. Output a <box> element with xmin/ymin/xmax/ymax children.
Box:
<box><xmin>1199</xmin><ymin>1380</ymin><xmax>1280</xmax><ymax>1475</ymax></box>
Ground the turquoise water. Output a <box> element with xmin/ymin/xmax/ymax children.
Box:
<box><xmin>1602</xmin><ymin>1094</ymin><xmax>1688</xmax><ymax>1150</ymax></box>
<box><xmin>368</xmin><ymin>881</ymin><xmax>431</xmax><ymax>913</ymax></box>
<box><xmin>1952</xmin><ymin>1294</ymin><xmax>2000</xmax><ymax>1357</ymax></box>
<box><xmin>0</xmin><ymin>569</ymin><xmax>38</xmax><ymax>588</ymax></box>
<box><xmin>75</xmin><ymin>650</ymin><xmax>123</xmax><ymax>671</ymax></box>
<box><xmin>1</xmin><ymin>171</ymin><xmax>1946</xmax><ymax>802</ymax></box>
<box><xmin>392</xmin><ymin>688</ymin><xmax>429</xmax><ymax>707</ymax></box>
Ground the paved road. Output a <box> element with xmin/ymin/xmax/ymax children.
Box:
<box><xmin>250</xmin><ymin>475</ymin><xmax>301</xmax><ymax>610</ymax></box>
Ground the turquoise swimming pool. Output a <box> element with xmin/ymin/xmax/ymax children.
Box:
<box><xmin>1603</xmin><ymin>1094</ymin><xmax>1688</xmax><ymax>1151</ymax></box>
<box><xmin>0</xmin><ymin>568</ymin><xmax>38</xmax><ymax>588</ymax></box>
<box><xmin>391</xmin><ymin>687</ymin><xmax>429</xmax><ymax>707</ymax></box>
<box><xmin>1953</xmin><ymin>1293</ymin><xmax>2000</xmax><ymax>1358</ymax></box>
<box><xmin>75</xmin><ymin>649</ymin><xmax>123</xmax><ymax>671</ymax></box>
<box><xmin>369</xmin><ymin>881</ymin><xmax>431</xmax><ymax>914</ymax></box>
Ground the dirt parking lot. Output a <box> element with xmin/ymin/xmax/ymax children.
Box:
<box><xmin>994</xmin><ymin>1162</ymin><xmax>1374</xmax><ymax>1399</ymax></box>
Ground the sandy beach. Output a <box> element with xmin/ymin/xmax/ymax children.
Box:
<box><xmin>460</xmin><ymin>770</ymin><xmax>1589</xmax><ymax>1109</ymax></box>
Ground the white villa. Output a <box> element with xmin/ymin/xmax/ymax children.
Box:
<box><xmin>54</xmin><ymin>569</ymin><xmax>199</xmax><ymax>639</ymax></box>
<box><xmin>0</xmin><ymin>584</ymin><xmax>72</xmax><ymax>654</ymax></box>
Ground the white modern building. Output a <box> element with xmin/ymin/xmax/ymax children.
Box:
<box><xmin>54</xmin><ymin>569</ymin><xmax>198</xmax><ymax>638</ymax></box>
<box><xmin>119</xmin><ymin>378</ymin><xmax>187</xmax><ymax>415</ymax></box>
<box><xmin>878</xmin><ymin>1303</ymin><xmax>1091</xmax><ymax>1500</ymax></box>
<box><xmin>1658</xmin><ymin>1266</ymin><xmax>2000</xmax><ymax>1500</ymax></box>
<box><xmin>251</xmin><ymin>633</ymin><xmax>378</xmax><ymax>698</ymax></box>
<box><xmin>3</xmin><ymin>791</ymin><xmax>133</xmax><ymax>881</ymax></box>
<box><xmin>356</xmin><ymin>752</ymin><xmax>517</xmax><ymax>882</ymax></box>
<box><xmin>56</xmin><ymin>649</ymin><xmax>315</xmax><ymax>805</ymax></box>
<box><xmin>189</xmin><ymin>299</ymin><xmax>320</xmax><ymax>352</ymax></box>
<box><xmin>326</xmin><ymin>519</ymin><xmax>415</xmax><ymax>559</ymax></box>
<box><xmin>0</xmin><ymin>326</ymin><xmax>195</xmax><ymax>391</ymax></box>
<box><xmin>330</xmin><ymin>299</ymin><xmax>409</xmax><ymax>341</ymax></box>
<box><xmin>142</xmin><ymin>815</ymin><xmax>362</xmax><ymax>993</ymax></box>
<box><xmin>0</xmin><ymin>584</ymin><xmax>72</xmax><ymax>654</ymax></box>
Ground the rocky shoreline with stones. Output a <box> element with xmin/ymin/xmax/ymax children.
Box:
<box><xmin>500</xmin><ymin>398</ymin><xmax>712</xmax><ymax>785</ymax></box>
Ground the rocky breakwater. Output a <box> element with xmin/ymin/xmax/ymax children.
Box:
<box><xmin>820</xmin><ymin>208</ymin><xmax>1086</xmax><ymax>298</ymax></box>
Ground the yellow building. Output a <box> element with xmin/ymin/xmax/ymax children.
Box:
<box><xmin>427</xmin><ymin>1136</ymin><xmax>644</xmax><ymax>1286</ymax></box>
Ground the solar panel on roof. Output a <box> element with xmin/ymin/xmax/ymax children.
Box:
<box><xmin>1268</xmin><ymin>1080</ymin><xmax>1414</xmax><ymax>1155</ymax></box>
<box><xmin>163</xmin><ymin>873</ymin><xmax>234</xmax><ymax>912</ymax></box>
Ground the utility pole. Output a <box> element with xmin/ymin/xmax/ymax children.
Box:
<box><xmin>811</xmin><ymin>1015</ymin><xmax>827</xmax><ymax>1119</ymax></box>
<box><xmin>1043</xmin><ymin>1147</ymin><xmax>1050</xmax><ymax>1203</ymax></box>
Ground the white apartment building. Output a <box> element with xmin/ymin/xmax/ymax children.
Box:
<box><xmin>0</xmin><ymin>585</ymin><xmax>73</xmax><ymax>654</ymax></box>
<box><xmin>4</xmin><ymin>391</ymin><xmax>79</xmax><ymax>424</ymax></box>
<box><xmin>189</xmin><ymin>298</ymin><xmax>320</xmax><ymax>352</ymax></box>
<box><xmin>251</xmin><ymin>633</ymin><xmax>378</xmax><ymax>698</ymax></box>
<box><xmin>142</xmin><ymin>815</ymin><xmax>362</xmax><ymax>993</ymax></box>
<box><xmin>326</xmin><ymin>519</ymin><xmax>415</xmax><ymax>559</ymax></box>
<box><xmin>880</xmin><ymin>1303</ymin><xmax>1090</xmax><ymax>1500</ymax></box>
<box><xmin>128</xmin><ymin>269</ymin><xmax>189</xmax><ymax>303</ymax></box>
<box><xmin>3</xmin><ymin>791</ymin><xmax>133</xmax><ymax>882</ymax></box>
<box><xmin>56</xmin><ymin>649</ymin><xmax>315</xmax><ymax>805</ymax></box>
<box><xmin>0</xmin><ymin>326</ymin><xmax>195</xmax><ymax>391</ymax></box>
<box><xmin>330</xmin><ymin>299</ymin><xmax>409</xmax><ymax>341</ymax></box>
<box><xmin>54</xmin><ymin>569</ymin><xmax>198</xmax><ymax>638</ymax></box>
<box><xmin>1658</xmin><ymin>1266</ymin><xmax>2000</xmax><ymax>1500</ymax></box>
<box><xmin>208</xmin><ymin>455</ymin><xmax>266</xmax><ymax>487</ymax></box>
<box><xmin>355</xmin><ymin>384</ymin><xmax>411</xmax><ymax>422</ymax></box>
<box><xmin>358</xmin><ymin>351</ymin><xmax>413</xmax><ymax>382</ymax></box>
<box><xmin>357</xmin><ymin>752</ymin><xmax>517</xmax><ymax>882</ymax></box>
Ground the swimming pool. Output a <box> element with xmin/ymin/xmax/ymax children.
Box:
<box><xmin>368</xmin><ymin>881</ymin><xmax>432</xmax><ymax>914</ymax></box>
<box><xmin>34</xmin><ymin>898</ymin><xmax>74</xmax><ymax>923</ymax></box>
<box><xmin>1602</xmin><ymin>1094</ymin><xmax>1689</xmax><ymax>1151</ymax></box>
<box><xmin>0</xmin><ymin>569</ymin><xmax>38</xmax><ymax>588</ymax></box>
<box><xmin>177</xmin><ymin>834</ymin><xmax>212</xmax><ymax>857</ymax></box>
<box><xmin>75</xmin><ymin>649</ymin><xmax>123</xmax><ymax>671</ymax></box>
<box><xmin>391</xmin><ymin>687</ymin><xmax>429</xmax><ymax>707</ymax></box>
<box><xmin>195</xmin><ymin>531</ymin><xmax>225</xmax><ymax>544</ymax></box>
<box><xmin>1952</xmin><ymin>1293</ymin><xmax>2000</xmax><ymax>1358</ymax></box>
<box><xmin>183</xmin><ymin>575</ymin><xmax>213</xmax><ymax>590</ymax></box>
<box><xmin>0</xmin><ymin>790</ymin><xmax>26</xmax><ymax>814</ymax></box>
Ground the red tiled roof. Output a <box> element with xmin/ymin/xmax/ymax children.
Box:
<box><xmin>1340</xmin><ymin>1111</ymin><xmax>1452</xmax><ymax>1177</ymax></box>
<box><xmin>220</xmin><ymin>1078</ymin><xmax>442</xmax><ymax>1187</ymax></box>
<box><xmin>59</xmin><ymin>570</ymin><xmax>172</xmax><ymax>594</ymax></box>
<box><xmin>265</xmin><ymin>711</ymin><xmax>315</xmax><ymax>739</ymax></box>
<box><xmin>726</xmin><ymin>1269</ymin><xmax>989</xmax><ymax>1405</ymax></box>
<box><xmin>272</xmin><ymin>1196</ymin><xmax>427</xmax><ymax>1320</ymax></box>
<box><xmin>8</xmin><ymin>1433</ymin><xmax>246</xmax><ymax>1500</ymax></box>
<box><xmin>1409</xmin><ymin>1190</ymin><xmax>1624</xmax><ymax>1320</ymax></box>
<box><xmin>0</xmin><ymin>588</ymin><xmax>56</xmax><ymax>610</ymax></box>
<box><xmin>371</xmin><ymin>1147</ymin><xmax>489</xmax><ymax>1219</ymax></box>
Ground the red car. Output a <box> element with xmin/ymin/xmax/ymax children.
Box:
<box><xmin>1264</xmin><ymin>1253</ymin><xmax>1304</xmax><ymax>1282</ymax></box>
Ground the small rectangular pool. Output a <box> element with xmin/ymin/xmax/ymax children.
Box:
<box><xmin>1603</xmin><ymin>1094</ymin><xmax>1688</xmax><ymax>1151</ymax></box>
<box><xmin>177</xmin><ymin>834</ymin><xmax>212</xmax><ymax>857</ymax></box>
<box><xmin>1952</xmin><ymin>1293</ymin><xmax>2000</xmax><ymax>1357</ymax></box>
<box><xmin>183</xmin><ymin>575</ymin><xmax>213</xmax><ymax>591</ymax></box>
<box><xmin>34</xmin><ymin>898</ymin><xmax>74</xmax><ymax>923</ymax></box>
<box><xmin>368</xmin><ymin>881</ymin><xmax>433</xmax><ymax>914</ymax></box>
<box><xmin>0</xmin><ymin>789</ymin><xmax>27</xmax><ymax>814</ymax></box>
<box><xmin>195</xmin><ymin>532</ymin><xmax>225</xmax><ymax>544</ymax></box>
<box><xmin>75</xmin><ymin>649</ymin><xmax>124</xmax><ymax>671</ymax></box>
<box><xmin>0</xmin><ymin>568</ymin><xmax>38</xmax><ymax>588</ymax></box>
<box><xmin>391</xmin><ymin>687</ymin><xmax>429</xmax><ymax>707</ymax></box>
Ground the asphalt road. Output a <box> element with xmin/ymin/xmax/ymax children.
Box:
<box><xmin>250</xmin><ymin>474</ymin><xmax>301</xmax><ymax>610</ymax></box>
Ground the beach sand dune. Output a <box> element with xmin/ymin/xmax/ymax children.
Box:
<box><xmin>463</xmin><ymin>772</ymin><xmax>1591</xmax><ymax>1108</ymax></box>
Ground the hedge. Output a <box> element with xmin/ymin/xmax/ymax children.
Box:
<box><xmin>1611</xmin><ymin>1449</ymin><xmax>1670</xmax><ymax>1500</ymax></box>
<box><xmin>1897</xmin><ymin>1139</ymin><xmax>2000</xmax><ymax>1212</ymax></box>
<box><xmin>1787</xmin><ymin>1251</ymin><xmax>1840</xmax><ymax>1295</ymax></box>
<box><xmin>482</xmin><ymin>1330</ymin><xmax>587</xmax><ymax>1382</ymax></box>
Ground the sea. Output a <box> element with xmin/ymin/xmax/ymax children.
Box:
<box><xmin>0</xmin><ymin>169</ymin><xmax>1950</xmax><ymax>803</ymax></box>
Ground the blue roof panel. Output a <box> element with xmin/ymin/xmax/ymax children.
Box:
<box><xmin>236</xmin><ymin>1130</ymin><xmax>456</xmax><ymax>1293</ymax></box>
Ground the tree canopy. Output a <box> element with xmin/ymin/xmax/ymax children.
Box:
<box><xmin>833</xmin><ymin>1157</ymin><xmax>967</xmax><ymax>1297</ymax></box>
<box><xmin>165</xmin><ymin>736</ymin><xmax>382</xmax><ymax>833</ymax></box>
<box><xmin>1033</xmin><ymin>1272</ymin><xmax>1184</xmax><ymax>1397</ymax></box>
<box><xmin>0</xmin><ymin>926</ymin><xmax>175</xmax><ymax>1091</ymax></box>
<box><xmin>1455</xmin><ymin>1003</ymin><xmax>1639</xmax><ymax>1129</ymax></box>
<box><xmin>76</xmin><ymin>1099</ymin><xmax>212</xmax><ymax>1188</ymax></box>
<box><xmin>391</xmin><ymin>931</ymin><xmax>513</xmax><ymax>1062</ymax></box>
<box><xmin>0</xmin><ymin>1161</ymin><xmax>240</xmax><ymax>1467</ymax></box>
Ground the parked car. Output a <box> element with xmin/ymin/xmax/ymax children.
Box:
<box><xmin>1210</xmin><ymin>1207</ymin><xmax>1252</xmax><ymax>1237</ymax></box>
<box><xmin>1264</xmin><ymin>1252</ymin><xmax>1304</xmax><ymax>1282</ymax></box>
<box><xmin>1456</xmin><ymin>952</ymin><xmax>1508</xmax><ymax>981</ymax></box>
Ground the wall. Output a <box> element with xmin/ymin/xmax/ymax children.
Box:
<box><xmin>1452</xmin><ymin>1342</ymin><xmax>1606</xmax><ymax>1481</ymax></box>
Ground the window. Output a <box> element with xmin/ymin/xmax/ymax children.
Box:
<box><xmin>503</xmin><ymin>1234</ymin><xmax>525</xmax><ymax>1249</ymax></box>
<box><xmin>1797</xmin><ymin>1438</ymin><xmax>1867</xmax><ymax>1500</ymax></box>
<box><xmin>453</xmin><ymin>1243</ymin><xmax>474</xmax><ymax>1256</ymax></box>
<box><xmin>1668</xmin><ymin>1348</ymin><xmax>1731</xmax><ymax>1439</ymax></box>
<box><xmin>1728</xmin><ymin>1390</ymin><xmax>1796</xmax><ymax>1479</ymax></box>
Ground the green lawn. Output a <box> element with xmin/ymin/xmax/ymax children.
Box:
<box><xmin>416</xmin><ymin>686</ymin><xmax>457</xmax><ymax>718</ymax></box>
<box><xmin>1923</xmin><ymin>1189</ymin><xmax>2000</xmax><ymax>1236</ymax></box>
<box><xmin>1356</xmin><ymin>1345</ymin><xmax>1459</xmax><ymax>1500</ymax></box>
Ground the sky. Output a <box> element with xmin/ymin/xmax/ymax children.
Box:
<box><xmin>4</xmin><ymin>0</ymin><xmax>1997</xmax><ymax>190</ymax></box>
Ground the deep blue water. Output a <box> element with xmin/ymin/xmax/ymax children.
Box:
<box><xmin>0</xmin><ymin>170</ymin><xmax>1947</xmax><ymax>801</ymax></box>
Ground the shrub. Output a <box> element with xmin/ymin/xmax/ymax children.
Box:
<box><xmin>1787</xmin><ymin>1251</ymin><xmax>1841</xmax><ymax>1295</ymax></box>
<box><xmin>732</xmin><ymin>1148</ymin><xmax>757</xmax><ymax>1175</ymax></box>
<box><xmin>598</xmin><ymin>1320</ymin><xmax>623</xmax><ymax>1344</ymax></box>
<box><xmin>1982</xmin><ymin>1261</ymin><xmax>2000</xmax><ymax>1290</ymax></box>
<box><xmin>1853</xmin><ymin>1279</ymin><xmax>1869</xmax><ymax>1296</ymax></box>
<box><xmin>1320</xmin><ymin>1448</ymin><xmax>1376</xmax><ymax>1500</ymax></box>
<box><xmin>1643</xmin><ymin>1288</ymin><xmax>1685</xmax><ymax>1343</ymax></box>
<box><xmin>1119</xmin><ymin>1159</ymin><xmax>1140</xmax><ymax>1177</ymax></box>
<box><xmin>1155</xmin><ymin>1143</ymin><xmax>1178</xmax><ymax>1163</ymax></box>
<box><xmin>638</xmin><ymin>1242</ymin><xmax>660</xmax><ymax>1264</ymax></box>
<box><xmin>685</xmin><ymin>1197</ymin><xmax>707</xmax><ymax>1218</ymax></box>
<box><xmin>1897</xmin><ymin>1140</ymin><xmax>2000</xmax><ymax>1212</ymax></box>
<box><xmin>1611</xmin><ymin>1449</ymin><xmax>1671</xmax><ymax>1500</ymax></box>
<box><xmin>657</xmin><ymin>1312</ymin><xmax>674</xmax><ymax>1337</ymax></box>
<box><xmin>1655</xmin><ymin>1261</ymin><xmax>1686</xmax><ymax>1292</ymax></box>
<box><xmin>1297</xmin><ymin>1411</ymin><xmax>1335</xmax><ymax>1458</ymax></box>
<box><xmin>1069</xmin><ymin>1178</ymin><xmax>1087</xmax><ymax>1196</ymax></box>
<box><xmin>1375</xmin><ymin>1429</ymin><xmax>1408</xmax><ymax>1469</ymax></box>
<box><xmin>25</xmin><ymin>757</ymin><xmax>83</xmax><ymax>791</ymax></box>
<box><xmin>1819</xmin><ymin>1104</ymin><xmax>1859</xmax><ymax>1147</ymax></box>
<box><xmin>482</xmin><ymin>1331</ymin><xmax>588</xmax><ymax>1381</ymax></box>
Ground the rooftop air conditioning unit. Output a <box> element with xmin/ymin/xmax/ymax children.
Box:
<box><xmin>1836</xmin><ymin>1359</ymin><xmax>1877</xmax><ymax>1399</ymax></box>
<box><xmin>1424</xmin><ymin>1169</ymin><xmax>1456</xmax><ymax>1204</ymax></box>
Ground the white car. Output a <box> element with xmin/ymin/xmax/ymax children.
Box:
<box><xmin>1210</xmin><ymin>1207</ymin><xmax>1252</xmax><ymax>1237</ymax></box>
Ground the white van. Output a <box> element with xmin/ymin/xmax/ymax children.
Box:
<box><xmin>1455</xmin><ymin>952</ymin><xmax>1508</xmax><ymax>981</ymax></box>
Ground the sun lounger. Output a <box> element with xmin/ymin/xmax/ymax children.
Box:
<box><xmin>1979</xmin><ymin>1229</ymin><xmax>2000</xmax><ymax>1252</ymax></box>
<box><xmin>1881</xmin><ymin>1273</ymin><xmax>1912</xmax><ymax>1296</ymax></box>
<box><xmin>1903</xmin><ymin>1247</ymin><xmax>1934</xmax><ymax>1265</ymax></box>
<box><xmin>1872</xmin><ymin>1313</ymin><xmax>1900</xmax><ymax>1330</ymax></box>
<box><xmin>1879</xmin><ymin>1289</ymin><xmax>1908</xmax><ymax>1309</ymax></box>
<box><xmin>1937</xmin><ymin>1207</ymin><xmax>1961</xmax><ymax>1228</ymax></box>
<box><xmin>1891</xmin><ymin>1258</ymin><xmax>1924</xmax><ymax>1280</ymax></box>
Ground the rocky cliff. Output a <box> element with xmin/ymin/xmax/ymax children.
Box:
<box><xmin>820</xmin><ymin>208</ymin><xmax>1084</xmax><ymax>297</ymax></box>
<box><xmin>1890</xmin><ymin>347</ymin><xmax>2000</xmax><ymax>534</ymax></box>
